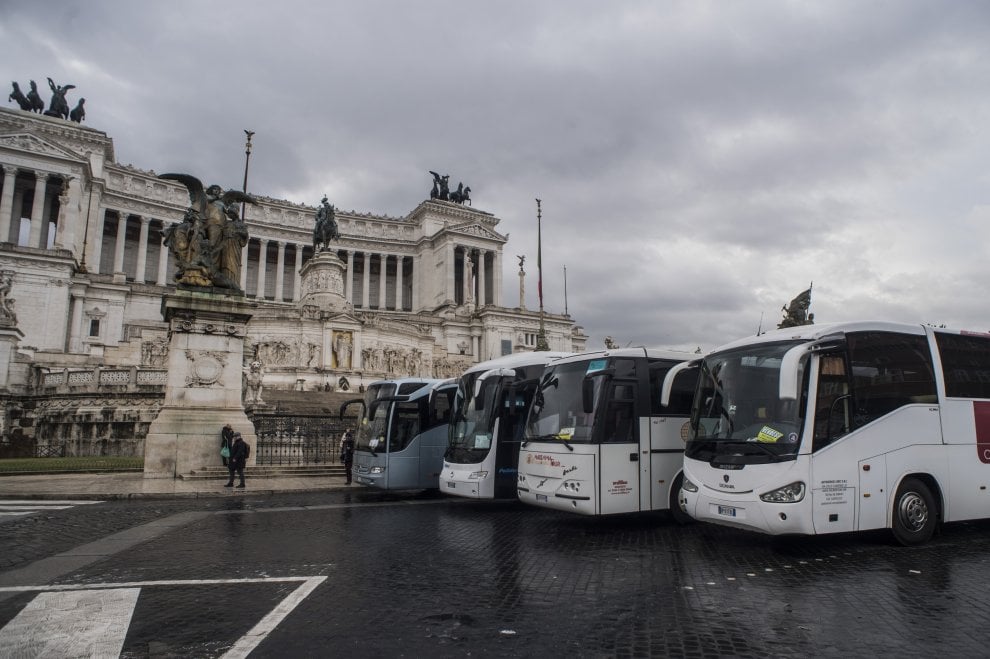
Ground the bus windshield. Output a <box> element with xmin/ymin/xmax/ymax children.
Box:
<box><xmin>447</xmin><ymin>373</ymin><xmax>501</xmax><ymax>463</ymax></box>
<box><xmin>355</xmin><ymin>383</ymin><xmax>396</xmax><ymax>453</ymax></box>
<box><xmin>686</xmin><ymin>341</ymin><xmax>806</xmax><ymax>464</ymax></box>
<box><xmin>525</xmin><ymin>360</ymin><xmax>604</xmax><ymax>444</ymax></box>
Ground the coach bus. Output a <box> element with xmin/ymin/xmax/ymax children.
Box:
<box><xmin>441</xmin><ymin>352</ymin><xmax>571</xmax><ymax>499</ymax></box>
<box><xmin>341</xmin><ymin>377</ymin><xmax>457</xmax><ymax>490</ymax></box>
<box><xmin>516</xmin><ymin>348</ymin><xmax>699</xmax><ymax>518</ymax></box>
<box><xmin>673</xmin><ymin>321</ymin><xmax>990</xmax><ymax>545</ymax></box>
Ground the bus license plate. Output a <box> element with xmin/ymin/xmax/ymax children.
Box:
<box><xmin>536</xmin><ymin>494</ymin><xmax>548</xmax><ymax>502</ymax></box>
<box><xmin>717</xmin><ymin>505</ymin><xmax>737</xmax><ymax>518</ymax></box>
<box><xmin>447</xmin><ymin>481</ymin><xmax>455</xmax><ymax>489</ymax></box>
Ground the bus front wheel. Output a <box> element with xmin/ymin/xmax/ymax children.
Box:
<box><xmin>891</xmin><ymin>478</ymin><xmax>937</xmax><ymax>546</ymax></box>
<box><xmin>669</xmin><ymin>472</ymin><xmax>693</xmax><ymax>525</ymax></box>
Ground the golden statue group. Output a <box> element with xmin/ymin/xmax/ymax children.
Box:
<box><xmin>159</xmin><ymin>174</ymin><xmax>255</xmax><ymax>291</ymax></box>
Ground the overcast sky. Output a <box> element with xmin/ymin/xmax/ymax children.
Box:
<box><xmin>5</xmin><ymin>1</ymin><xmax>990</xmax><ymax>352</ymax></box>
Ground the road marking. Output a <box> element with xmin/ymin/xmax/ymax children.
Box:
<box><xmin>0</xmin><ymin>499</ymin><xmax>103</xmax><ymax>517</ymax></box>
<box><xmin>0</xmin><ymin>576</ymin><xmax>328</xmax><ymax>657</ymax></box>
<box><xmin>0</xmin><ymin>587</ymin><xmax>139</xmax><ymax>658</ymax></box>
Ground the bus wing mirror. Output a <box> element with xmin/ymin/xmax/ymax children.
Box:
<box><xmin>338</xmin><ymin>398</ymin><xmax>365</xmax><ymax>420</ymax></box>
<box><xmin>660</xmin><ymin>360</ymin><xmax>700</xmax><ymax>407</ymax></box>
<box><xmin>779</xmin><ymin>343</ymin><xmax>812</xmax><ymax>401</ymax></box>
<box><xmin>779</xmin><ymin>334</ymin><xmax>846</xmax><ymax>401</ymax></box>
<box><xmin>473</xmin><ymin>368</ymin><xmax>517</xmax><ymax>409</ymax></box>
<box><xmin>582</xmin><ymin>368</ymin><xmax>614</xmax><ymax>413</ymax></box>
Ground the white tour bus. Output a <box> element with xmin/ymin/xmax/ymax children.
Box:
<box><xmin>441</xmin><ymin>352</ymin><xmax>571</xmax><ymax>499</ymax></box>
<box><xmin>341</xmin><ymin>377</ymin><xmax>457</xmax><ymax>490</ymax></box>
<box><xmin>517</xmin><ymin>348</ymin><xmax>699</xmax><ymax>517</ymax></box>
<box><xmin>673</xmin><ymin>320</ymin><xmax>990</xmax><ymax>545</ymax></box>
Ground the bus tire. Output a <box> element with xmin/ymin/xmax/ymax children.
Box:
<box><xmin>891</xmin><ymin>478</ymin><xmax>937</xmax><ymax>546</ymax></box>
<box><xmin>669</xmin><ymin>472</ymin><xmax>693</xmax><ymax>525</ymax></box>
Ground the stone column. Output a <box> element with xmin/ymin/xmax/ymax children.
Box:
<box><xmin>255</xmin><ymin>238</ymin><xmax>269</xmax><ymax>300</ymax></box>
<box><xmin>28</xmin><ymin>171</ymin><xmax>49</xmax><ymax>248</ymax></box>
<box><xmin>411</xmin><ymin>256</ymin><xmax>420</xmax><ymax>311</ymax></box>
<box><xmin>274</xmin><ymin>240</ymin><xmax>286</xmax><ymax>302</ymax></box>
<box><xmin>478</xmin><ymin>249</ymin><xmax>487</xmax><ymax>306</ymax></box>
<box><xmin>134</xmin><ymin>216</ymin><xmax>150</xmax><ymax>283</ymax></box>
<box><xmin>89</xmin><ymin>208</ymin><xmax>108</xmax><ymax>274</ymax></box>
<box><xmin>113</xmin><ymin>213</ymin><xmax>128</xmax><ymax>281</ymax></box>
<box><xmin>293</xmin><ymin>244</ymin><xmax>304</xmax><ymax>302</ymax></box>
<box><xmin>493</xmin><ymin>251</ymin><xmax>502</xmax><ymax>306</ymax></box>
<box><xmin>378</xmin><ymin>253</ymin><xmax>388</xmax><ymax>309</ymax></box>
<box><xmin>69</xmin><ymin>284</ymin><xmax>87</xmax><ymax>353</ymax></box>
<box><xmin>345</xmin><ymin>250</ymin><xmax>354</xmax><ymax>303</ymax></box>
<box><xmin>240</xmin><ymin>241</ymin><xmax>249</xmax><ymax>292</ymax></box>
<box><xmin>156</xmin><ymin>223</ymin><xmax>171</xmax><ymax>285</ymax></box>
<box><xmin>53</xmin><ymin>175</ymin><xmax>82</xmax><ymax>254</ymax></box>
<box><xmin>0</xmin><ymin>166</ymin><xmax>16</xmax><ymax>244</ymax></box>
<box><xmin>446</xmin><ymin>243</ymin><xmax>456</xmax><ymax>303</ymax></box>
<box><xmin>362</xmin><ymin>252</ymin><xmax>371</xmax><ymax>309</ymax></box>
<box><xmin>395</xmin><ymin>255</ymin><xmax>404</xmax><ymax>311</ymax></box>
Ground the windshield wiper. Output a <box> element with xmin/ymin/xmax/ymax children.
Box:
<box><xmin>523</xmin><ymin>433</ymin><xmax>574</xmax><ymax>451</ymax></box>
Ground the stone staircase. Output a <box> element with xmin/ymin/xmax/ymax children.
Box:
<box><xmin>181</xmin><ymin>464</ymin><xmax>346</xmax><ymax>480</ymax></box>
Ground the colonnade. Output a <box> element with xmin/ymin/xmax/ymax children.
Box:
<box><xmin>0</xmin><ymin>165</ymin><xmax>66</xmax><ymax>248</ymax></box>
<box><xmin>0</xmin><ymin>168</ymin><xmax>503</xmax><ymax>311</ymax></box>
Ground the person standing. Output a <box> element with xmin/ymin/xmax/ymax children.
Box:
<box><xmin>225</xmin><ymin>432</ymin><xmax>248</xmax><ymax>489</ymax></box>
<box><xmin>340</xmin><ymin>429</ymin><xmax>355</xmax><ymax>485</ymax></box>
<box><xmin>220</xmin><ymin>424</ymin><xmax>234</xmax><ymax>467</ymax></box>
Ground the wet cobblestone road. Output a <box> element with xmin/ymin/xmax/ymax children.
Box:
<box><xmin>2</xmin><ymin>489</ymin><xmax>990</xmax><ymax>657</ymax></box>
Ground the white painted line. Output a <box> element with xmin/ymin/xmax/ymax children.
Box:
<box><xmin>0</xmin><ymin>587</ymin><xmax>139</xmax><ymax>658</ymax></box>
<box><xmin>222</xmin><ymin>576</ymin><xmax>327</xmax><ymax>659</ymax></box>
<box><xmin>0</xmin><ymin>505</ymin><xmax>74</xmax><ymax>510</ymax></box>
<box><xmin>0</xmin><ymin>577</ymin><xmax>328</xmax><ymax>658</ymax></box>
<box><xmin>0</xmin><ymin>511</ymin><xmax>33</xmax><ymax>516</ymax></box>
<box><xmin>0</xmin><ymin>500</ymin><xmax>103</xmax><ymax>505</ymax></box>
<box><xmin>0</xmin><ymin>576</ymin><xmax>323</xmax><ymax>592</ymax></box>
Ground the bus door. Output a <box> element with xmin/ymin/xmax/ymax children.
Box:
<box><xmin>599</xmin><ymin>378</ymin><xmax>641</xmax><ymax>515</ymax></box>
<box><xmin>493</xmin><ymin>380</ymin><xmax>534</xmax><ymax>498</ymax></box>
<box><xmin>420</xmin><ymin>383</ymin><xmax>456</xmax><ymax>488</ymax></box>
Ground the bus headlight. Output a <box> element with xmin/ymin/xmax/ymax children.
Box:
<box><xmin>760</xmin><ymin>481</ymin><xmax>806</xmax><ymax>503</ymax></box>
<box><xmin>370</xmin><ymin>466</ymin><xmax>385</xmax><ymax>475</ymax></box>
<box><xmin>468</xmin><ymin>471</ymin><xmax>488</xmax><ymax>479</ymax></box>
<box><xmin>681</xmin><ymin>478</ymin><xmax>698</xmax><ymax>493</ymax></box>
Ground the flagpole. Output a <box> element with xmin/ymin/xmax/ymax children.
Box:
<box><xmin>536</xmin><ymin>198</ymin><xmax>549</xmax><ymax>351</ymax></box>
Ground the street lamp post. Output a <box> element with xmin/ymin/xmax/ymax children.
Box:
<box><xmin>241</xmin><ymin>130</ymin><xmax>255</xmax><ymax>220</ymax></box>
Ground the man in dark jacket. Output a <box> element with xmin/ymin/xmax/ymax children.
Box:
<box><xmin>225</xmin><ymin>432</ymin><xmax>248</xmax><ymax>489</ymax></box>
<box><xmin>340</xmin><ymin>430</ymin><xmax>355</xmax><ymax>485</ymax></box>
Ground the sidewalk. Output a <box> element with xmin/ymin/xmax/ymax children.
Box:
<box><xmin>0</xmin><ymin>472</ymin><xmax>351</xmax><ymax>500</ymax></box>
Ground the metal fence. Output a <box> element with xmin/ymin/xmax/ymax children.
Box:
<box><xmin>252</xmin><ymin>414</ymin><xmax>348</xmax><ymax>466</ymax></box>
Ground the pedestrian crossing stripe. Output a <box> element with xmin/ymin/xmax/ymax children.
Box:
<box><xmin>0</xmin><ymin>576</ymin><xmax>327</xmax><ymax>658</ymax></box>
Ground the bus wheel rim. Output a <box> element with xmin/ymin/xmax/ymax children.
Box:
<box><xmin>898</xmin><ymin>492</ymin><xmax>928</xmax><ymax>532</ymax></box>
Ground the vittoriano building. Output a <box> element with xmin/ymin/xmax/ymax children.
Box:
<box><xmin>0</xmin><ymin>106</ymin><xmax>586</xmax><ymax>455</ymax></box>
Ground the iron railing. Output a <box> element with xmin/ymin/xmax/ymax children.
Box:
<box><xmin>252</xmin><ymin>414</ymin><xmax>349</xmax><ymax>466</ymax></box>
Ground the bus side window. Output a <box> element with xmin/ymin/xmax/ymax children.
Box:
<box><xmin>813</xmin><ymin>353</ymin><xmax>851</xmax><ymax>452</ymax></box>
<box><xmin>603</xmin><ymin>383</ymin><xmax>636</xmax><ymax>443</ymax></box>
<box><xmin>847</xmin><ymin>332</ymin><xmax>936</xmax><ymax>427</ymax></box>
<box><xmin>428</xmin><ymin>388</ymin><xmax>456</xmax><ymax>429</ymax></box>
<box><xmin>391</xmin><ymin>402</ymin><xmax>422</xmax><ymax>452</ymax></box>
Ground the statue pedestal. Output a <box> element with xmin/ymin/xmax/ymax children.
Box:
<box><xmin>143</xmin><ymin>291</ymin><xmax>258</xmax><ymax>479</ymax></box>
<box><xmin>298</xmin><ymin>250</ymin><xmax>348</xmax><ymax>312</ymax></box>
<box><xmin>0</xmin><ymin>325</ymin><xmax>23</xmax><ymax>392</ymax></box>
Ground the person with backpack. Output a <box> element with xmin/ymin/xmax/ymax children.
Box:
<box><xmin>225</xmin><ymin>432</ymin><xmax>249</xmax><ymax>489</ymax></box>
